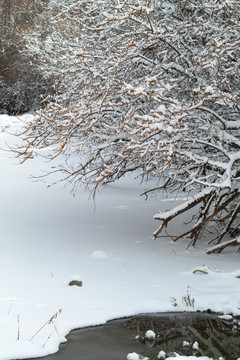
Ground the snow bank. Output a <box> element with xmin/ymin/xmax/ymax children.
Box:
<box><xmin>0</xmin><ymin>113</ymin><xmax>34</xmax><ymax>133</ymax></box>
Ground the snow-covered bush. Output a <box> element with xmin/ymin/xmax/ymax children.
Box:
<box><xmin>16</xmin><ymin>0</ymin><xmax>240</xmax><ymax>252</ymax></box>
<box><xmin>0</xmin><ymin>1</ymin><xmax>54</xmax><ymax>115</ymax></box>
<box><xmin>0</xmin><ymin>69</ymin><xmax>51</xmax><ymax>115</ymax></box>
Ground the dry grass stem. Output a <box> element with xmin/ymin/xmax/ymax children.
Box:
<box><xmin>42</xmin><ymin>330</ymin><xmax>55</xmax><ymax>348</ymax></box>
<box><xmin>182</xmin><ymin>287</ymin><xmax>195</xmax><ymax>308</ymax></box>
<box><xmin>17</xmin><ymin>314</ymin><xmax>20</xmax><ymax>340</ymax></box>
<box><xmin>29</xmin><ymin>308</ymin><xmax>62</xmax><ymax>342</ymax></box>
<box><xmin>8</xmin><ymin>301</ymin><xmax>14</xmax><ymax>316</ymax></box>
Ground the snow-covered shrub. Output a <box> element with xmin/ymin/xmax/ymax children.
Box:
<box><xmin>16</xmin><ymin>0</ymin><xmax>240</xmax><ymax>252</ymax></box>
<box><xmin>0</xmin><ymin>71</ymin><xmax>52</xmax><ymax>115</ymax></box>
<box><xmin>0</xmin><ymin>44</ymin><xmax>53</xmax><ymax>115</ymax></box>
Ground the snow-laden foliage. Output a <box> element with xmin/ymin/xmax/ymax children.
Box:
<box><xmin>0</xmin><ymin>69</ymin><xmax>51</xmax><ymax>115</ymax></box>
<box><xmin>17</xmin><ymin>0</ymin><xmax>240</xmax><ymax>252</ymax></box>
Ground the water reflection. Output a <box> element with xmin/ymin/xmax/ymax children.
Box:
<box><xmin>25</xmin><ymin>312</ymin><xmax>240</xmax><ymax>360</ymax></box>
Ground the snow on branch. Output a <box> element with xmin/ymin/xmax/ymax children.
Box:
<box><xmin>154</xmin><ymin>188</ymin><xmax>215</xmax><ymax>223</ymax></box>
<box><xmin>206</xmin><ymin>237</ymin><xmax>240</xmax><ymax>254</ymax></box>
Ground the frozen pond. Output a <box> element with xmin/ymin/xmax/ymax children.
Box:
<box><xmin>0</xmin><ymin>115</ymin><xmax>239</xmax><ymax>360</ymax></box>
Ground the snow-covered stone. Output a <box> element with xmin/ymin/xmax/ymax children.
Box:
<box><xmin>192</xmin><ymin>341</ymin><xmax>199</xmax><ymax>351</ymax></box>
<box><xmin>218</xmin><ymin>315</ymin><xmax>233</xmax><ymax>321</ymax></box>
<box><xmin>145</xmin><ymin>330</ymin><xmax>156</xmax><ymax>340</ymax></box>
<box><xmin>127</xmin><ymin>353</ymin><xmax>149</xmax><ymax>360</ymax></box>
<box><xmin>127</xmin><ymin>353</ymin><xmax>140</xmax><ymax>360</ymax></box>
<box><xmin>158</xmin><ymin>350</ymin><xmax>166</xmax><ymax>359</ymax></box>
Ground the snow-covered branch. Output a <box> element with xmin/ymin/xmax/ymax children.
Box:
<box><xmin>206</xmin><ymin>237</ymin><xmax>240</xmax><ymax>254</ymax></box>
<box><xmin>15</xmin><ymin>0</ymin><xmax>240</xmax><ymax>252</ymax></box>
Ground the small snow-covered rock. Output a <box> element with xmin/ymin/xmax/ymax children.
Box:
<box><xmin>126</xmin><ymin>352</ymin><xmax>149</xmax><ymax>360</ymax></box>
<box><xmin>68</xmin><ymin>280</ymin><xmax>82</xmax><ymax>287</ymax></box>
<box><xmin>183</xmin><ymin>341</ymin><xmax>190</xmax><ymax>347</ymax></box>
<box><xmin>145</xmin><ymin>330</ymin><xmax>156</xmax><ymax>340</ymax></box>
<box><xmin>218</xmin><ymin>314</ymin><xmax>233</xmax><ymax>321</ymax></box>
<box><xmin>158</xmin><ymin>350</ymin><xmax>166</xmax><ymax>359</ymax></box>
<box><xmin>192</xmin><ymin>341</ymin><xmax>199</xmax><ymax>350</ymax></box>
<box><xmin>127</xmin><ymin>352</ymin><xmax>140</xmax><ymax>360</ymax></box>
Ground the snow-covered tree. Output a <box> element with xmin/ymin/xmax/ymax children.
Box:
<box><xmin>16</xmin><ymin>0</ymin><xmax>240</xmax><ymax>252</ymax></box>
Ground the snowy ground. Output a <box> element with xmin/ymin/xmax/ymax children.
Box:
<box><xmin>0</xmin><ymin>114</ymin><xmax>239</xmax><ymax>360</ymax></box>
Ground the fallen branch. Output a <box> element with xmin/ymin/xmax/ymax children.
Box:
<box><xmin>153</xmin><ymin>187</ymin><xmax>215</xmax><ymax>239</ymax></box>
<box><xmin>206</xmin><ymin>237</ymin><xmax>240</xmax><ymax>254</ymax></box>
<box><xmin>192</xmin><ymin>269</ymin><xmax>208</xmax><ymax>274</ymax></box>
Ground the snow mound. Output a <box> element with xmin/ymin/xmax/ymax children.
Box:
<box><xmin>90</xmin><ymin>250</ymin><xmax>109</xmax><ymax>259</ymax></box>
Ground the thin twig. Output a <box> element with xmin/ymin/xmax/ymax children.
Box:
<box><xmin>17</xmin><ymin>314</ymin><xmax>20</xmax><ymax>340</ymax></box>
<box><xmin>8</xmin><ymin>301</ymin><xmax>14</xmax><ymax>316</ymax></box>
<box><xmin>29</xmin><ymin>309</ymin><xmax>62</xmax><ymax>342</ymax></box>
<box><xmin>42</xmin><ymin>330</ymin><xmax>56</xmax><ymax>348</ymax></box>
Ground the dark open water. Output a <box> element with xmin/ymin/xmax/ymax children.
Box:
<box><xmin>21</xmin><ymin>312</ymin><xmax>240</xmax><ymax>360</ymax></box>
